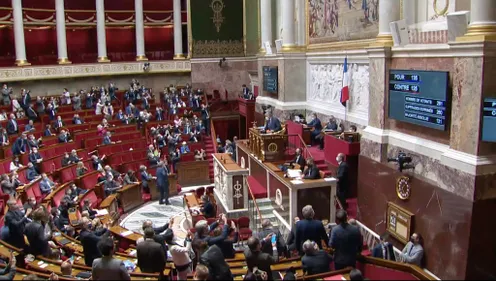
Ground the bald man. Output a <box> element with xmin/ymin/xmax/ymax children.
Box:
<box><xmin>60</xmin><ymin>261</ymin><xmax>74</xmax><ymax>278</ymax></box>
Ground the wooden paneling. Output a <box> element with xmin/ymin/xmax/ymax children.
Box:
<box><xmin>176</xmin><ymin>160</ymin><xmax>210</xmax><ymax>186</ymax></box>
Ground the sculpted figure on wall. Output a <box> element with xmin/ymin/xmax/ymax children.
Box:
<box><xmin>308</xmin><ymin>62</ymin><xmax>369</xmax><ymax>114</ymax></box>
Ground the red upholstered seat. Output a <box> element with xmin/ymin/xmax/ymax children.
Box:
<box><xmin>237</xmin><ymin>216</ymin><xmax>252</xmax><ymax>241</ymax></box>
<box><xmin>181</xmin><ymin>153</ymin><xmax>195</xmax><ymax>162</ymax></box>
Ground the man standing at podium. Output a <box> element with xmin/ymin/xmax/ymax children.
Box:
<box><xmin>336</xmin><ymin>153</ymin><xmax>349</xmax><ymax>209</ymax></box>
<box><xmin>264</xmin><ymin>112</ymin><xmax>282</xmax><ymax>133</ymax></box>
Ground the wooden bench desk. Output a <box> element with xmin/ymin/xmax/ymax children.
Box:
<box><xmin>118</xmin><ymin>183</ymin><xmax>143</xmax><ymax>213</ymax></box>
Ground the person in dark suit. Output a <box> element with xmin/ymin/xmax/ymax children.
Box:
<box><xmin>139</xmin><ymin>165</ymin><xmax>154</xmax><ymax>194</ymax></box>
<box><xmin>11</xmin><ymin>134</ymin><xmax>27</xmax><ymax>156</ymax></box>
<box><xmin>104</xmin><ymin>174</ymin><xmax>122</xmax><ymax>196</ymax></box>
<box><xmin>0</xmin><ymin>128</ymin><xmax>9</xmax><ymax>146</ymax></box>
<box><xmin>201</xmin><ymin>104</ymin><xmax>211</xmax><ymax>136</ymax></box>
<box><xmin>44</xmin><ymin>124</ymin><xmax>55</xmax><ymax>137</ymax></box>
<box><xmin>72</xmin><ymin>113</ymin><xmax>84</xmax><ymax>125</ymax></box>
<box><xmin>0</xmin><ymin>252</ymin><xmax>17</xmax><ymax>280</ymax></box>
<box><xmin>156</xmin><ymin>161</ymin><xmax>170</xmax><ymax>205</ymax></box>
<box><xmin>19</xmin><ymin>89</ymin><xmax>31</xmax><ymax>112</ymax></box>
<box><xmin>302</xmin><ymin>158</ymin><xmax>321</xmax><ymax>179</ymax></box>
<box><xmin>336</xmin><ymin>153</ymin><xmax>349</xmax><ymax>209</ymax></box>
<box><xmin>26</xmin><ymin>104</ymin><xmax>38</xmax><ymax>121</ymax></box>
<box><xmin>47</xmin><ymin>104</ymin><xmax>56</xmax><ymax>121</ymax></box>
<box><xmin>92</xmin><ymin>236</ymin><xmax>131</xmax><ymax>280</ymax></box>
<box><xmin>80</xmin><ymin>217</ymin><xmax>109</xmax><ymax>267</ymax></box>
<box><xmin>287</xmin><ymin>148</ymin><xmax>305</xmax><ymax>172</ymax></box>
<box><xmin>28</xmin><ymin>147</ymin><xmax>43</xmax><ymax>169</ymax></box>
<box><xmin>4</xmin><ymin>199</ymin><xmax>31</xmax><ymax>249</ymax></box>
<box><xmin>39</xmin><ymin>173</ymin><xmax>55</xmax><ymax>194</ymax></box>
<box><xmin>81</xmin><ymin>199</ymin><xmax>97</xmax><ymax>219</ymax></box>
<box><xmin>264</xmin><ymin>112</ymin><xmax>282</xmax><ymax>132</ymax></box>
<box><xmin>200</xmin><ymin>195</ymin><xmax>215</xmax><ymax>218</ymax></box>
<box><xmin>301</xmin><ymin>240</ymin><xmax>333</xmax><ymax>275</ymax></box>
<box><xmin>24</xmin><ymin>208</ymin><xmax>51</xmax><ymax>257</ymax></box>
<box><xmin>286</xmin><ymin>217</ymin><xmax>300</xmax><ymax>256</ymax></box>
<box><xmin>244</xmin><ymin>236</ymin><xmax>278</xmax><ymax>280</ymax></box>
<box><xmin>53</xmin><ymin>116</ymin><xmax>65</xmax><ymax>130</ymax></box>
<box><xmin>58</xmin><ymin>130</ymin><xmax>70</xmax><ymax>143</ymax></box>
<box><xmin>372</xmin><ymin>233</ymin><xmax>395</xmax><ymax>261</ymax></box>
<box><xmin>306</xmin><ymin>113</ymin><xmax>323</xmax><ymax>145</ymax></box>
<box><xmin>137</xmin><ymin>227</ymin><xmax>166</xmax><ymax>274</ymax></box>
<box><xmin>7</xmin><ymin>114</ymin><xmax>18</xmax><ymax>135</ymax></box>
<box><xmin>258</xmin><ymin>219</ymin><xmax>286</xmax><ymax>257</ymax></box>
<box><xmin>1</xmin><ymin>174</ymin><xmax>16</xmax><ymax>196</ymax></box>
<box><xmin>102</xmin><ymin>131</ymin><xmax>114</xmax><ymax>145</ymax></box>
<box><xmin>295</xmin><ymin>205</ymin><xmax>328</xmax><ymax>254</ymax></box>
<box><xmin>26</xmin><ymin>163</ymin><xmax>40</xmax><ymax>182</ymax></box>
<box><xmin>329</xmin><ymin>210</ymin><xmax>362</xmax><ymax>270</ymax></box>
<box><xmin>26</xmin><ymin>134</ymin><xmax>40</xmax><ymax>150</ymax></box>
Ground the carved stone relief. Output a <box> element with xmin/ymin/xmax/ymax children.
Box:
<box><xmin>308</xmin><ymin>62</ymin><xmax>369</xmax><ymax>115</ymax></box>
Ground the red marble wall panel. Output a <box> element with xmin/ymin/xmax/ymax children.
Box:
<box><xmin>358</xmin><ymin>155</ymin><xmax>472</xmax><ymax>280</ymax></box>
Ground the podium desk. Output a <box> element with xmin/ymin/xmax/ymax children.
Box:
<box><xmin>237</xmin><ymin>141</ymin><xmax>337</xmax><ymax>230</ymax></box>
<box><xmin>118</xmin><ymin>183</ymin><xmax>143</xmax><ymax>213</ymax></box>
<box><xmin>324</xmin><ymin>134</ymin><xmax>360</xmax><ymax>198</ymax></box>
<box><xmin>249</xmin><ymin>127</ymin><xmax>287</xmax><ymax>162</ymax></box>
<box><xmin>286</xmin><ymin>120</ymin><xmax>312</xmax><ymax>145</ymax></box>
<box><xmin>212</xmin><ymin>153</ymin><xmax>249</xmax><ymax>216</ymax></box>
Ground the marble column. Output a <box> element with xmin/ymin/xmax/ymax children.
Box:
<box><xmin>55</xmin><ymin>0</ymin><xmax>70</xmax><ymax>64</ymax></box>
<box><xmin>376</xmin><ymin>0</ymin><xmax>401</xmax><ymax>45</ymax></box>
<box><xmin>464</xmin><ymin>0</ymin><xmax>496</xmax><ymax>39</ymax></box>
<box><xmin>96</xmin><ymin>0</ymin><xmax>110</xmax><ymax>62</ymax></box>
<box><xmin>12</xmin><ymin>0</ymin><xmax>29</xmax><ymax>66</ymax></box>
<box><xmin>135</xmin><ymin>0</ymin><xmax>147</xmax><ymax>61</ymax></box>
<box><xmin>260</xmin><ymin>0</ymin><xmax>272</xmax><ymax>53</ymax></box>
<box><xmin>295</xmin><ymin>0</ymin><xmax>306</xmax><ymax>47</ymax></box>
<box><xmin>281</xmin><ymin>0</ymin><xmax>296</xmax><ymax>51</ymax></box>
<box><xmin>173</xmin><ymin>0</ymin><xmax>184</xmax><ymax>59</ymax></box>
<box><xmin>402</xmin><ymin>0</ymin><xmax>416</xmax><ymax>26</ymax></box>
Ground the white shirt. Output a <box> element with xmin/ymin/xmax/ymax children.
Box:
<box><xmin>95</xmin><ymin>103</ymin><xmax>103</xmax><ymax>115</ymax></box>
<box><xmin>169</xmin><ymin>240</ymin><xmax>192</xmax><ymax>267</ymax></box>
<box><xmin>63</xmin><ymin>92</ymin><xmax>71</xmax><ymax>104</ymax></box>
<box><xmin>10</xmin><ymin>162</ymin><xmax>23</xmax><ymax>172</ymax></box>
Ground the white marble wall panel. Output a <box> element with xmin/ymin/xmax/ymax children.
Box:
<box><xmin>306</xmin><ymin>59</ymin><xmax>370</xmax><ymax>126</ymax></box>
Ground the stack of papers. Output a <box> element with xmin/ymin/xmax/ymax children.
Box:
<box><xmin>95</xmin><ymin>209</ymin><xmax>109</xmax><ymax>217</ymax></box>
<box><xmin>291</xmin><ymin>180</ymin><xmax>304</xmax><ymax>185</ymax></box>
<box><xmin>121</xmin><ymin>230</ymin><xmax>134</xmax><ymax>237</ymax></box>
<box><xmin>287</xmin><ymin>169</ymin><xmax>302</xmax><ymax>178</ymax></box>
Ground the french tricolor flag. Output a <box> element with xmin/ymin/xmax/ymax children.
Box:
<box><xmin>340</xmin><ymin>57</ymin><xmax>350</xmax><ymax>107</ymax></box>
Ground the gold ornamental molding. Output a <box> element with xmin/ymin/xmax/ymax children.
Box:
<box><xmin>210</xmin><ymin>0</ymin><xmax>225</xmax><ymax>33</ymax></box>
<box><xmin>0</xmin><ymin>60</ymin><xmax>191</xmax><ymax>82</ymax></box>
<box><xmin>192</xmin><ymin>39</ymin><xmax>244</xmax><ymax>58</ymax></box>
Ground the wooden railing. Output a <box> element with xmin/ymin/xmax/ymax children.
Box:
<box><xmin>246</xmin><ymin>176</ymin><xmax>263</xmax><ymax>230</ymax></box>
<box><xmin>211</xmin><ymin>118</ymin><xmax>218</xmax><ymax>149</ymax></box>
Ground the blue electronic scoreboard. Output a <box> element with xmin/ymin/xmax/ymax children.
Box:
<box><xmin>389</xmin><ymin>70</ymin><xmax>449</xmax><ymax>131</ymax></box>
<box><xmin>263</xmin><ymin>66</ymin><xmax>278</xmax><ymax>93</ymax></box>
<box><xmin>482</xmin><ymin>98</ymin><xmax>496</xmax><ymax>142</ymax></box>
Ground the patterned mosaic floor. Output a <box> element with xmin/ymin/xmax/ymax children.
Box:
<box><xmin>119</xmin><ymin>195</ymin><xmax>192</xmax><ymax>239</ymax></box>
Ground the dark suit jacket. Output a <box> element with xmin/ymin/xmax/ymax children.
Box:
<box><xmin>20</xmin><ymin>93</ymin><xmax>31</xmax><ymax>109</ymax></box>
<box><xmin>53</xmin><ymin>120</ymin><xmax>65</xmax><ymax>130</ymax></box>
<box><xmin>80</xmin><ymin>228</ymin><xmax>109</xmax><ymax>266</ymax></box>
<box><xmin>24</xmin><ymin>221</ymin><xmax>50</xmax><ymax>257</ymax></box>
<box><xmin>29</xmin><ymin>152</ymin><xmax>42</xmax><ymax>164</ymax></box>
<box><xmin>264</xmin><ymin>117</ymin><xmax>282</xmax><ymax>132</ymax></box>
<box><xmin>4</xmin><ymin>210</ymin><xmax>28</xmax><ymax>249</ymax></box>
<box><xmin>44</xmin><ymin>129</ymin><xmax>53</xmax><ymax>137</ymax></box>
<box><xmin>92</xmin><ymin>256</ymin><xmax>131</xmax><ymax>281</ymax></box>
<box><xmin>58</xmin><ymin>134</ymin><xmax>69</xmax><ymax>143</ymax></box>
<box><xmin>26</xmin><ymin>168</ymin><xmax>39</xmax><ymax>182</ymax></box>
<box><xmin>303</xmin><ymin>165</ymin><xmax>321</xmax><ymax>179</ymax></box>
<box><xmin>372</xmin><ymin>242</ymin><xmax>395</xmax><ymax>261</ymax></box>
<box><xmin>329</xmin><ymin>223</ymin><xmax>362</xmax><ymax>267</ymax></box>
<box><xmin>201</xmin><ymin>201</ymin><xmax>215</xmax><ymax>218</ymax></box>
<box><xmin>290</xmin><ymin>154</ymin><xmax>306</xmax><ymax>171</ymax></box>
<box><xmin>26</xmin><ymin>107</ymin><xmax>37</xmax><ymax>120</ymax></box>
<box><xmin>137</xmin><ymin>239</ymin><xmax>166</xmax><ymax>273</ymax></box>
<box><xmin>7</xmin><ymin>120</ymin><xmax>18</xmax><ymax>135</ymax></box>
<box><xmin>156</xmin><ymin>167</ymin><xmax>169</xmax><ymax>188</ymax></box>
<box><xmin>302</xmin><ymin>250</ymin><xmax>333</xmax><ymax>275</ymax></box>
<box><xmin>244</xmin><ymin>249</ymin><xmax>278</xmax><ymax>280</ymax></box>
<box><xmin>307</xmin><ymin>118</ymin><xmax>323</xmax><ymax>133</ymax></box>
<box><xmin>294</xmin><ymin>219</ymin><xmax>329</xmax><ymax>253</ymax></box>
<box><xmin>336</xmin><ymin>162</ymin><xmax>349</xmax><ymax>193</ymax></box>
<box><xmin>258</xmin><ymin>227</ymin><xmax>286</xmax><ymax>256</ymax></box>
<box><xmin>12</xmin><ymin>138</ymin><xmax>25</xmax><ymax>155</ymax></box>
